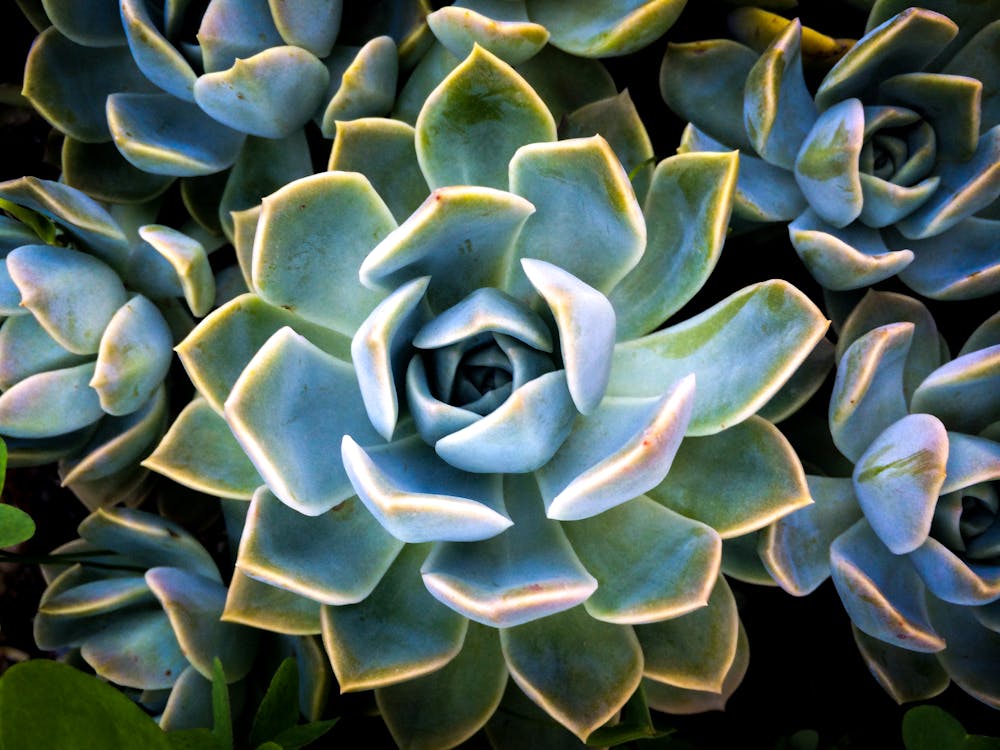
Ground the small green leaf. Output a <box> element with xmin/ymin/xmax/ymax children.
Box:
<box><xmin>585</xmin><ymin>687</ymin><xmax>672</xmax><ymax>746</ymax></box>
<box><xmin>166</xmin><ymin>728</ymin><xmax>224</xmax><ymax>750</ymax></box>
<box><xmin>269</xmin><ymin>719</ymin><xmax>339</xmax><ymax>750</ymax></box>
<box><xmin>0</xmin><ymin>198</ymin><xmax>59</xmax><ymax>244</ymax></box>
<box><xmin>250</xmin><ymin>659</ymin><xmax>300</xmax><ymax>748</ymax></box>
<box><xmin>902</xmin><ymin>706</ymin><xmax>967</xmax><ymax>750</ymax></box>
<box><xmin>211</xmin><ymin>659</ymin><xmax>233</xmax><ymax>750</ymax></box>
<box><xmin>0</xmin><ymin>504</ymin><xmax>35</xmax><ymax>548</ymax></box>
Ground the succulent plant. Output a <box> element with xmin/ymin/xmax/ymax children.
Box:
<box><xmin>758</xmin><ymin>291</ymin><xmax>1000</xmax><ymax>708</ymax></box>
<box><xmin>143</xmin><ymin>43</ymin><xmax>830</xmax><ymax>746</ymax></box>
<box><xmin>0</xmin><ymin>176</ymin><xmax>217</xmax><ymax>507</ymax></box>
<box><xmin>660</xmin><ymin>3</ymin><xmax>1000</xmax><ymax>298</ymax></box>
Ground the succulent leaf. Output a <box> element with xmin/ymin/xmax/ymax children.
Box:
<box><xmin>222</xmin><ymin>569</ymin><xmax>322</xmax><ymax>635</ymax></box>
<box><xmin>926</xmin><ymin>595</ymin><xmax>1000</xmax><ymax>708</ymax></box>
<box><xmin>910</xmin><ymin>344</ymin><xmax>1000</xmax><ymax>433</ymax></box>
<box><xmin>851</xmin><ymin>625</ymin><xmax>950</xmax><ymax>704</ymax></box>
<box><xmin>319</xmin><ymin>37</ymin><xmax>398</xmax><ymax>137</ymax></box>
<box><xmin>120</xmin><ymin>0</ymin><xmax>198</xmax><ymax>101</ymax></box>
<box><xmin>0</xmin><ymin>363</ymin><xmax>104</xmax><ymax>439</ymax></box>
<box><xmin>897</xmin><ymin>218</ymin><xmax>1000</xmax><ymax>300</ymax></box>
<box><xmin>269</xmin><ymin>0</ymin><xmax>343</xmax><ymax>57</ymax></box>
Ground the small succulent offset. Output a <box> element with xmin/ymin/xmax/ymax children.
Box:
<box><xmin>0</xmin><ymin>177</ymin><xmax>215</xmax><ymax>507</ymax></box>
<box><xmin>146</xmin><ymin>43</ymin><xmax>829</xmax><ymax>746</ymax></box>
<box><xmin>660</xmin><ymin>3</ymin><xmax>1000</xmax><ymax>298</ymax></box>
<box><xmin>759</xmin><ymin>291</ymin><xmax>1000</xmax><ymax>708</ymax></box>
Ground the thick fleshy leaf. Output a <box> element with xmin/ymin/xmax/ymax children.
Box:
<box><xmin>527</xmin><ymin>0</ymin><xmax>684</xmax><ymax>57</ymax></box>
<box><xmin>413</xmin><ymin>286</ymin><xmax>550</xmax><ymax>351</ymax></box>
<box><xmin>145</xmin><ymin>567</ymin><xmax>258</xmax><ymax>682</ymax></box>
<box><xmin>144</xmin><ymin>397</ymin><xmax>261</xmax><ymax>500</ymax></box>
<box><xmin>322</xmin><ymin>543</ymin><xmax>468</xmax><ymax>691</ymax></box>
<box><xmin>435</xmin><ymin>370</ymin><xmax>576</xmax><ymax>473</ymax></box>
<box><xmin>944</xmin><ymin>19</ymin><xmax>1000</xmax><ymax>131</ymax></box>
<box><xmin>500</xmin><ymin>605</ymin><xmax>642</xmax><ymax>741</ymax></box>
<box><xmin>516</xmin><ymin>44</ymin><xmax>617</xmax><ymax>122</ymax></box>
<box><xmin>611</xmin><ymin>151</ymin><xmax>737</xmax><ymax>339</ymax></box>
<box><xmin>721</xmin><ymin>532</ymin><xmax>779</xmax><ymax>587</ymax></box>
<box><xmin>788</xmin><ymin>208</ymin><xmax>914</xmax><ymax>290</ymax></box>
<box><xmin>0</xmin><ymin>363</ymin><xmax>103</xmax><ymax>439</ymax></box>
<box><xmin>429</xmin><ymin>2</ymin><xmax>547</xmax><ymax>66</ymax></box>
<box><xmin>393</xmin><ymin>41</ymin><xmax>461</xmax><ymax>125</ymax></box>
<box><xmin>853</xmin><ymin>413</ymin><xmax>947</xmax><ymax>555</ymax></box>
<box><xmin>564</xmin><ymin>496</ymin><xmax>720</xmax><ymax>624</ymax></box>
<box><xmin>858</xmin><ymin>174</ymin><xmax>939</xmax><ymax>229</ymax></box>
<box><xmin>61</xmin><ymin>139</ymin><xmax>175</xmax><ymax>205</ymax></box>
<box><xmin>320</xmin><ymin>37</ymin><xmax>399</xmax><ymax>137</ymax></box>
<box><xmin>362</xmin><ymin>186</ymin><xmax>534</xmax><ymax>311</ymax></box>
<box><xmin>637</xmin><ymin>576</ymin><xmax>737</xmax><ymax>692</ymax></box>
<box><xmin>609</xmin><ymin>281</ymin><xmax>828</xmax><ymax>435</ymax></box>
<box><xmin>926</xmin><ymin>595</ymin><xmax>1000</xmax><ymax>709</ymax></box>
<box><xmin>406</xmin><ymin>355</ymin><xmax>481</xmax><ymax>444</ymax></box>
<box><xmin>485</xmin><ymin>681</ymin><xmax>585</xmax><ymax>749</ymax></box>
<box><xmin>897</xmin><ymin>126</ymin><xmax>1000</xmax><ymax>239</ymax></box>
<box><xmin>222</xmin><ymin>569</ymin><xmax>321</xmax><ymax>635</ymax></box>
<box><xmin>758</xmin><ymin>337</ymin><xmax>835</xmax><ymax>423</ymax></box>
<box><xmin>42</xmin><ymin>0</ymin><xmax>124</xmax><ymax>46</ymax></box>
<box><xmin>852</xmin><ymin>626</ymin><xmax>950</xmax><ymax>704</ymax></box>
<box><xmin>159</xmin><ymin>666</ymin><xmax>214</xmax><ymax>731</ymax></box>
<box><xmin>647</xmin><ymin>415</ymin><xmax>810</xmax><ymax>536</ymax></box>
<box><xmin>342</xmin><ymin>435</ymin><xmax>511</xmax><ymax>542</ymax></box>
<box><xmin>421</xmin><ymin>473</ymin><xmax>597</xmax><ymax>627</ymax></box>
<box><xmin>830</xmin><ymin>322</ymin><xmax>913</xmax><ymax>463</ymax></box>
<box><xmin>537</xmin><ymin>376</ymin><xmax>695</xmax><ymax>521</ymax></box>
<box><xmin>521</xmin><ymin>258</ymin><xmax>615</xmax><ymax>414</ymax></box>
<box><xmin>909</xmin><ymin>536</ymin><xmax>1000</xmax><ymax>606</ymax></box>
<box><xmin>744</xmin><ymin>20</ymin><xmax>818</xmax><ymax>170</ymax></box>
<box><xmin>119</xmin><ymin>0</ymin><xmax>197</xmax><ymax>101</ymax></box>
<box><xmin>815</xmin><ymin>8</ymin><xmax>958</xmax><ymax>110</ymax></box>
<box><xmin>7</xmin><ymin>245</ymin><xmax>127</xmax><ymax>355</ymax></box>
<box><xmin>830</xmin><ymin>520</ymin><xmax>944</xmax><ymax>652</ymax></box>
<box><xmin>942</xmin><ymin>432</ymin><xmax>1000</xmax><ymax>495</ymax></box>
<box><xmin>176</xmin><ymin>293</ymin><xmax>351</xmax><ymax>414</ymax></box>
<box><xmin>911</xmin><ymin>344</ymin><xmax>1000</xmax><ymax>434</ymax></box>
<box><xmin>253</xmin><ymin>172</ymin><xmax>395</xmax><ymax>334</ymax></box>
<box><xmin>759</xmin><ymin>475</ymin><xmax>863</xmax><ymax>596</ymax></box>
<box><xmin>376</xmin><ymin>622</ymin><xmax>507</xmax><ymax>750</ymax></box>
<box><xmin>897</xmin><ymin>218</ymin><xmax>1000</xmax><ymax>301</ymax></box>
<box><xmin>197</xmin><ymin>0</ymin><xmax>284</xmax><ymax>73</ymax></box>
<box><xmin>80</xmin><ymin>607</ymin><xmax>189</xmax><ymax>689</ymax></box>
<box><xmin>881</xmin><ymin>73</ymin><xmax>980</xmax><ymax>162</ymax></box>
<box><xmin>224</xmin><ymin>328</ymin><xmax>382</xmax><ymax>516</ymax></box>
<box><xmin>328</xmin><ymin>118</ymin><xmax>430</xmax><ymax>223</ymax></box>
<box><xmin>106</xmin><ymin>94</ymin><xmax>245</xmax><ymax>177</ymax></box>
<box><xmin>238</xmin><ymin>487</ymin><xmax>402</xmax><ymax>605</ymax></box>
<box><xmin>0</xmin><ymin>315</ymin><xmax>87</xmax><ymax>390</ymax></box>
<box><xmin>659</xmin><ymin>40</ymin><xmax>756</xmax><ymax>153</ymax></box>
<box><xmin>508</xmin><ymin>136</ymin><xmax>644</xmax><ymax>297</ymax></box>
<box><xmin>794</xmin><ymin>98</ymin><xmax>864</xmax><ymax>228</ymax></box>
<box><xmin>415</xmin><ymin>45</ymin><xmax>556</xmax><ymax>190</ymax></box>
<box><xmin>269</xmin><ymin>0</ymin><xmax>342</xmax><ymax>57</ymax></box>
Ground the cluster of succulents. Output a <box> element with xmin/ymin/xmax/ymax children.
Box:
<box><xmin>1</xmin><ymin>0</ymin><xmax>998</xmax><ymax>748</ymax></box>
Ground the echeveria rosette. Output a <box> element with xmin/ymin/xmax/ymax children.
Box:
<box><xmin>147</xmin><ymin>45</ymin><xmax>828</xmax><ymax>745</ymax></box>
<box><xmin>660</xmin><ymin>5</ymin><xmax>1000</xmax><ymax>298</ymax></box>
<box><xmin>759</xmin><ymin>291</ymin><xmax>1000</xmax><ymax>709</ymax></box>
<box><xmin>0</xmin><ymin>177</ymin><xmax>216</xmax><ymax>508</ymax></box>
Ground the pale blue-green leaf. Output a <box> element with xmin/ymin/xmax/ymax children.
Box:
<box><xmin>175</xmin><ymin>293</ymin><xmax>351</xmax><ymax>414</ymax></box>
<box><xmin>643</xmin><ymin>622</ymin><xmax>749</xmax><ymax>715</ymax></box>
<box><xmin>107</xmin><ymin>93</ymin><xmax>245</xmax><ymax>177</ymax></box>
<box><xmin>611</xmin><ymin>151</ymin><xmax>737</xmax><ymax>339</ymax></box>
<box><xmin>859</xmin><ymin>174</ymin><xmax>939</xmax><ymax>228</ymax></box>
<box><xmin>880</xmin><ymin>73</ymin><xmax>981</xmax><ymax>161</ymax></box>
<box><xmin>145</xmin><ymin>567</ymin><xmax>258</xmax><ymax>682</ymax></box>
<box><xmin>405</xmin><ymin>355</ymin><xmax>481</xmax><ymax>444</ymax></box>
<box><xmin>508</xmin><ymin>136</ymin><xmax>644</xmax><ymax>297</ymax></box>
<box><xmin>609</xmin><ymin>280</ymin><xmax>829</xmax><ymax>435</ymax></box>
<box><xmin>238</xmin><ymin>486</ymin><xmax>402</xmax><ymax>605</ymax></box>
<box><xmin>942</xmin><ymin>432</ymin><xmax>1000</xmax><ymax>495</ymax></box>
<box><xmin>64</xmin><ymin>462</ymin><xmax>153</xmax><ymax>512</ymax></box>
<box><xmin>421</xmin><ymin>473</ymin><xmax>596</xmax><ymax>627</ymax></box>
<box><xmin>7</xmin><ymin>244</ymin><xmax>127</xmax><ymax>355</ymax></box>
<box><xmin>0</xmin><ymin>215</ymin><xmax>39</xmax><ymax>253</ymax></box>
<box><xmin>565</xmin><ymin>495</ymin><xmax>720</xmax><ymax>624</ymax></box>
<box><xmin>897</xmin><ymin>218</ymin><xmax>1000</xmax><ymax>300</ymax></box>
<box><xmin>744</xmin><ymin>19</ymin><xmax>818</xmax><ymax>170</ymax></box>
<box><xmin>197</xmin><ymin>0</ymin><xmax>284</xmax><ymax>73</ymax></box>
<box><xmin>527</xmin><ymin>0</ymin><xmax>685</xmax><ymax>56</ymax></box>
<box><xmin>815</xmin><ymin>8</ymin><xmax>958</xmax><ymax>110</ymax></box>
<box><xmin>41</xmin><ymin>0</ymin><xmax>124</xmax><ymax>46</ymax></box>
<box><xmin>678</xmin><ymin>125</ymin><xmax>806</xmax><ymax>222</ymax></box>
<box><xmin>120</xmin><ymin>0</ymin><xmax>197</xmax><ymax>101</ymax></box>
<box><xmin>269</xmin><ymin>0</ymin><xmax>342</xmax><ymax>57</ymax></box>
<box><xmin>926</xmin><ymin>595</ymin><xmax>1000</xmax><ymax>709</ymax></box>
<box><xmin>328</xmin><ymin>117</ymin><xmax>430</xmax><ymax>223</ymax></box>
<box><xmin>829</xmin><ymin>322</ymin><xmax>913</xmax><ymax>463</ymax></box>
<box><xmin>647</xmin><ymin>415</ymin><xmax>811</xmax><ymax>536</ymax></box>
<box><xmin>341</xmin><ymin>435</ymin><xmax>511</xmax><ymax>542</ymax></box>
<box><xmin>428</xmin><ymin>2</ymin><xmax>547</xmax><ymax>65</ymax></box>
<box><xmin>537</xmin><ymin>376</ymin><xmax>695</xmax><ymax>522</ymax></box>
<box><xmin>975</xmin><ymin>599</ymin><xmax>1000</xmax><ymax>633</ymax></box>
<box><xmin>794</xmin><ymin>98</ymin><xmax>865</xmax><ymax>227</ymax></box>
<box><xmin>0</xmin><ymin>315</ymin><xmax>88</xmax><ymax>390</ymax></box>
<box><xmin>37</xmin><ymin>577</ymin><xmax>154</xmax><ymax>620</ymax></box>
<box><xmin>721</xmin><ymin>531</ymin><xmax>779</xmax><ymax>586</ymax></box>
<box><xmin>758</xmin><ymin>337</ymin><xmax>835</xmax><ymax>423</ymax></box>
<box><xmin>159</xmin><ymin>666</ymin><xmax>214</xmax><ymax>732</ymax></box>
<box><xmin>851</xmin><ymin>625</ymin><xmax>950</xmax><ymax>704</ymax></box>
<box><xmin>830</xmin><ymin>519</ymin><xmax>944</xmax><ymax>652</ymax></box>
<box><xmin>516</xmin><ymin>44</ymin><xmax>616</xmax><ymax>122</ymax></box>
<box><xmin>22</xmin><ymin>28</ymin><xmax>157</xmax><ymax>143</ymax></box>
<box><xmin>143</xmin><ymin>397</ymin><xmax>260</xmax><ymax>499</ymax></box>
<box><xmin>435</xmin><ymin>370</ymin><xmax>576</xmax><ymax>472</ymax></box>
<box><xmin>362</xmin><ymin>186</ymin><xmax>534</xmax><ymax>311</ymax></box>
<box><xmin>484</xmin><ymin>681</ymin><xmax>586</xmax><ymax>749</ymax></box>
<box><xmin>0</xmin><ymin>363</ymin><xmax>103</xmax><ymax>439</ymax></box>
<box><xmin>322</xmin><ymin>543</ymin><xmax>467</xmax><ymax>691</ymax></box>
<box><xmin>415</xmin><ymin>45</ymin><xmax>556</xmax><ymax>190</ymax></box>
<box><xmin>252</xmin><ymin>172</ymin><xmax>394</xmax><ymax>334</ymax></box>
<box><xmin>377</xmin><ymin>621</ymin><xmax>507</xmax><ymax>750</ymax></box>
<box><xmin>760</xmin><ymin>475</ymin><xmax>863</xmax><ymax>596</ymax></box>
<box><xmin>500</xmin><ymin>605</ymin><xmax>642</xmax><ymax>741</ymax></box>
<box><xmin>222</xmin><ymin>569</ymin><xmax>321</xmax><ymax>635</ymax></box>
<box><xmin>909</xmin><ymin>536</ymin><xmax>1000</xmax><ymax>605</ymax></box>
<box><xmin>219</xmin><ymin>131</ymin><xmax>312</xmax><ymax>240</ymax></box>
<box><xmin>320</xmin><ymin>37</ymin><xmax>398</xmax><ymax>137</ymax></box>
<box><xmin>659</xmin><ymin>40</ymin><xmax>756</xmax><ymax>153</ymax></box>
<box><xmin>230</xmin><ymin>207</ymin><xmax>260</xmax><ymax>290</ymax></box>
<box><xmin>393</xmin><ymin>42</ymin><xmax>460</xmax><ymax>125</ymax></box>
<box><xmin>897</xmin><ymin>125</ymin><xmax>1000</xmax><ymax>239</ymax></box>
<box><xmin>413</xmin><ymin>286</ymin><xmax>550</xmax><ymax>350</ymax></box>
<box><xmin>139</xmin><ymin>225</ymin><xmax>214</xmax><ymax>318</ymax></box>
<box><xmin>962</xmin><ymin>311</ymin><xmax>1000</xmax><ymax>356</ymax></box>
<box><xmin>61</xmin><ymin>139</ymin><xmax>175</xmax><ymax>205</ymax></box>
<box><xmin>5</xmin><ymin>428</ymin><xmax>96</xmax><ymax>470</ymax></box>
<box><xmin>911</xmin><ymin>344</ymin><xmax>1000</xmax><ymax>433</ymax></box>
<box><xmin>224</xmin><ymin>327</ymin><xmax>381</xmax><ymax>516</ymax></box>
<box><xmin>80</xmin><ymin>606</ymin><xmax>189</xmax><ymax>689</ymax></box>
<box><xmin>943</xmin><ymin>19</ymin><xmax>1000</xmax><ymax>131</ymax></box>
